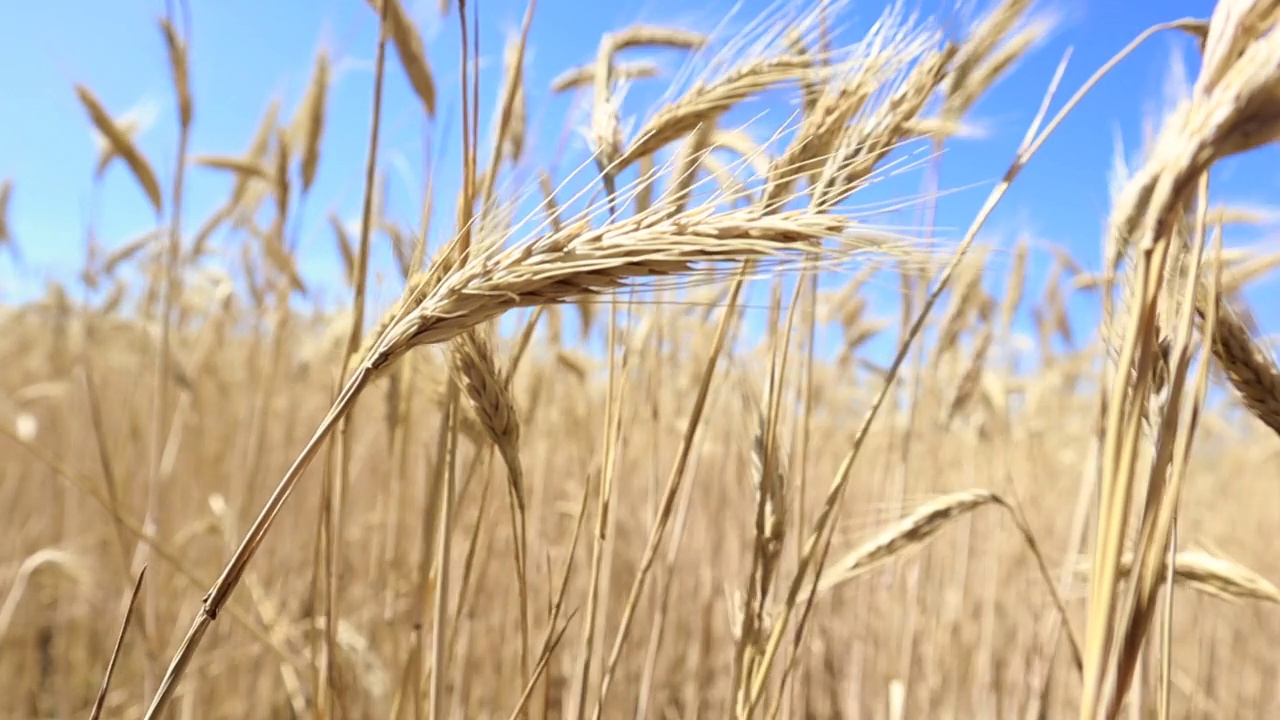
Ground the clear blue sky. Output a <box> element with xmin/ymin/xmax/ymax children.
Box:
<box><xmin>1</xmin><ymin>0</ymin><xmax>1276</xmax><ymax>358</ymax></box>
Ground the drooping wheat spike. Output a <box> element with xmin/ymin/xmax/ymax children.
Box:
<box><xmin>160</xmin><ymin>18</ymin><xmax>192</xmax><ymax>128</ymax></box>
<box><xmin>591</xmin><ymin>22</ymin><xmax>712</xmax><ymax>170</ymax></box>
<box><xmin>253</xmin><ymin>133</ymin><xmax>305</xmax><ymax>296</ymax></box>
<box><xmin>1085</xmin><ymin>548</ymin><xmax>1280</xmax><ymax>605</ymax></box>
<box><xmin>609</xmin><ymin>24</ymin><xmax>707</xmax><ymax>52</ymax></box>
<box><xmin>1220</xmin><ymin>249</ymin><xmax>1280</xmax><ymax>294</ymax></box>
<box><xmin>944</xmin><ymin>0</ymin><xmax>1033</xmax><ymax>102</ymax></box>
<box><xmin>232</xmin><ymin>98</ymin><xmax>281</xmax><ymax>209</ymax></box>
<box><xmin>1165</xmin><ymin>549</ymin><xmax>1280</xmax><ymax>604</ymax></box>
<box><xmin>192</xmin><ymin>155</ymin><xmax>272</xmax><ymax>183</ymax></box>
<box><xmin>942</xmin><ymin>0</ymin><xmax>1043</xmax><ymax>122</ymax></box>
<box><xmin>835</xmin><ymin>293</ymin><xmax>866</xmax><ymax>335</ymax></box>
<box><xmin>746</xmin><ymin>383</ymin><xmax>788</xmax><ymax>594</ymax></box>
<box><xmin>445</xmin><ymin>321</ymin><xmax>532</xmax><ymax>692</ymax></box>
<box><xmin>160</xmin><ymin>18</ymin><xmax>192</xmax><ymax>130</ymax></box>
<box><xmin>551</xmin><ymin>60</ymin><xmax>661</xmax><ymax>93</ymax></box>
<box><xmin>75</xmin><ymin>86</ymin><xmax>163</xmax><ymax>213</ymax></box>
<box><xmin>758</xmin><ymin>32</ymin><xmax>925</xmax><ymax>211</ymax></box>
<box><xmin>813</xmin><ymin>44</ymin><xmax>957</xmax><ymax>211</ymax></box>
<box><xmin>998</xmin><ymin>237</ymin><xmax>1028</xmax><ymax>337</ymax></box>
<box><xmin>589</xmin><ymin>22</ymin><xmax>711</xmax><ymax>165</ymax></box>
<box><xmin>816</xmin><ymin>490</ymin><xmax>1001</xmax><ymax>594</ymax></box>
<box><xmin>945</xmin><ymin>324</ymin><xmax>995</xmax><ymax>423</ymax></box>
<box><xmin>383</xmin><ymin>222</ymin><xmax>418</xmax><ymax>282</ymax></box>
<box><xmin>826</xmin><ymin>263</ymin><xmax>876</xmax><ymax>318</ymax></box>
<box><xmin>1204</xmin><ymin>203</ymin><xmax>1278</xmax><ymax>227</ymax></box>
<box><xmin>257</xmin><ymin>228</ymin><xmax>307</xmax><ymax>297</ymax></box>
<box><xmin>102</xmin><ymin>231</ymin><xmax>159</xmax><ymax>277</ymax></box>
<box><xmin>616</xmin><ymin>55</ymin><xmax>815</xmax><ymax>171</ymax></box>
<box><xmin>1106</xmin><ymin>9</ymin><xmax>1280</xmax><ymax>265</ymax></box>
<box><xmin>367</xmin><ymin>0</ymin><xmax>436</xmax><ymax>117</ymax></box>
<box><xmin>1197</xmin><ymin>284</ymin><xmax>1280</xmax><ymax>438</ymax></box>
<box><xmin>362</xmin><ymin>206</ymin><xmax>910</xmax><ymax>375</ymax></box>
<box><xmin>329</xmin><ymin>214</ymin><xmax>356</xmax><ymax>288</ymax></box>
<box><xmin>499</xmin><ymin>39</ymin><xmax>528</xmax><ymax>165</ymax></box>
<box><xmin>1045</xmin><ymin>279</ymin><xmax>1073</xmax><ymax>347</ymax></box>
<box><xmin>0</xmin><ymin>548</ymin><xmax>91</xmax><ymax>645</ymax></box>
<box><xmin>836</xmin><ymin>318</ymin><xmax>892</xmax><ymax>368</ymax></box>
<box><xmin>1071</xmin><ymin>270</ymin><xmax>1104</xmax><ymax>293</ymax></box>
<box><xmin>0</xmin><ymin>179</ymin><xmax>10</xmax><ymax>252</ymax></box>
<box><xmin>92</xmin><ymin>110</ymin><xmax>147</xmax><ymax>180</ymax></box>
<box><xmin>933</xmin><ymin>250</ymin><xmax>986</xmax><ymax>362</ymax></box>
<box><xmin>446</xmin><ymin>327</ymin><xmax>525</xmax><ymax>509</ymax></box>
<box><xmin>590</xmin><ymin>36</ymin><xmax>625</xmax><ymax>194</ymax></box>
<box><xmin>784</xmin><ymin>28</ymin><xmax>822</xmax><ymax>115</ymax></box>
<box><xmin>291</xmin><ymin>48</ymin><xmax>330</xmax><ymax>193</ymax></box>
<box><xmin>555</xmin><ymin>347</ymin><xmax>590</xmax><ymax>379</ymax></box>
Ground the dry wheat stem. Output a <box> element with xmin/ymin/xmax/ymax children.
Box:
<box><xmin>87</xmin><ymin>566</ymin><xmax>146</xmax><ymax>720</ymax></box>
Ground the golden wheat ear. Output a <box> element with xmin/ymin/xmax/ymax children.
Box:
<box><xmin>1198</xmin><ymin>284</ymin><xmax>1280</xmax><ymax>438</ymax></box>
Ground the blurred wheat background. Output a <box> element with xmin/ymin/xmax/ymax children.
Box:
<box><xmin>2</xmin><ymin>0</ymin><xmax>1280</xmax><ymax>718</ymax></box>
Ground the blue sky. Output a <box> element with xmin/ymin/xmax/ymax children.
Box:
<box><xmin>1</xmin><ymin>0</ymin><xmax>1276</xmax><ymax>362</ymax></box>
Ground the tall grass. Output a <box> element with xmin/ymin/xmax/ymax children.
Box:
<box><xmin>3</xmin><ymin>0</ymin><xmax>1280</xmax><ymax>718</ymax></box>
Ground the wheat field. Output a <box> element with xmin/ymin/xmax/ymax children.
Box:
<box><xmin>3</xmin><ymin>0</ymin><xmax>1280</xmax><ymax>718</ymax></box>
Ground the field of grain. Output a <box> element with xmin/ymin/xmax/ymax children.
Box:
<box><xmin>3</xmin><ymin>0</ymin><xmax>1280</xmax><ymax>718</ymax></box>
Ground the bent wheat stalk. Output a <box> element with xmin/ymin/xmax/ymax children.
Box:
<box><xmin>141</xmin><ymin>203</ymin><xmax>904</xmax><ymax>718</ymax></box>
